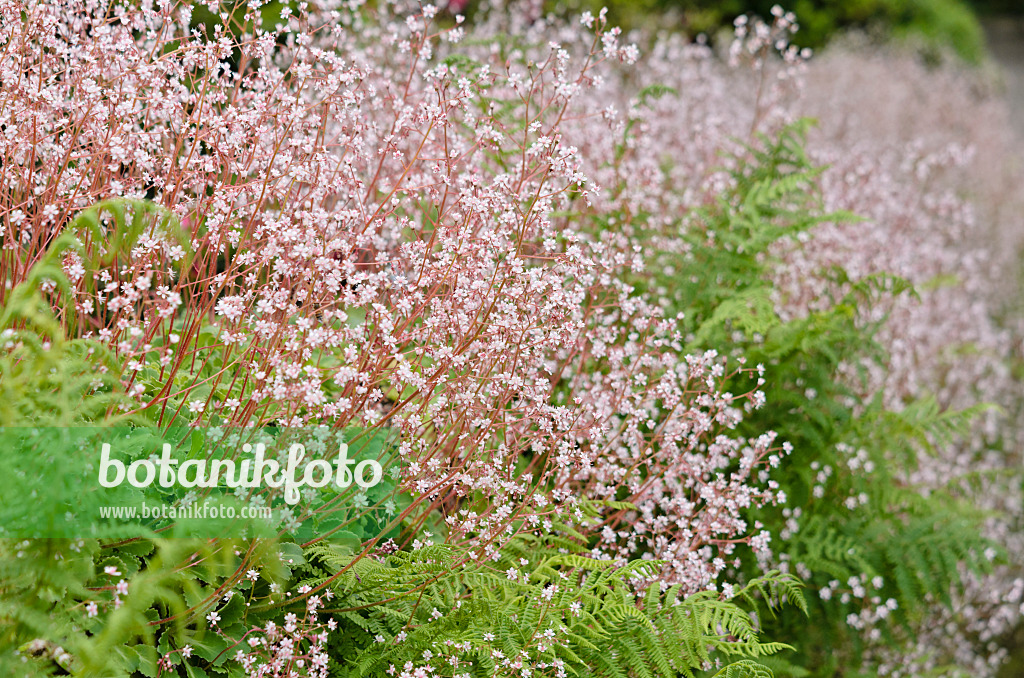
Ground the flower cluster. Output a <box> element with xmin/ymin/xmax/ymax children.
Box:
<box><xmin>227</xmin><ymin>588</ymin><xmax>333</xmax><ymax>678</ymax></box>
<box><xmin>1</xmin><ymin>0</ymin><xmax>789</xmax><ymax>603</ymax></box>
<box><xmin>4</xmin><ymin>0</ymin><xmax>1021</xmax><ymax>675</ymax></box>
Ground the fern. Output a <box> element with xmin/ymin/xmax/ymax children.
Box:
<box><xmin>295</xmin><ymin>538</ymin><xmax>804</xmax><ymax>678</ymax></box>
<box><xmin>711</xmin><ymin>660</ymin><xmax>775</xmax><ymax>678</ymax></box>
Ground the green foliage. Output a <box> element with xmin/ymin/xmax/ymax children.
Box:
<box><xmin>0</xmin><ymin>537</ymin><xmax>290</xmax><ymax>677</ymax></box>
<box><xmin>297</xmin><ymin>535</ymin><xmax>803</xmax><ymax>678</ymax></box>
<box><xmin>711</xmin><ymin>659</ymin><xmax>776</xmax><ymax>678</ymax></box>
<box><xmin>0</xmin><ymin>248</ymin><xmax>129</xmax><ymax>426</ymax></box>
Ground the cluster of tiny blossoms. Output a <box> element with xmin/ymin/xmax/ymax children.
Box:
<box><xmin>1</xmin><ymin>0</ymin><xmax>789</xmax><ymax>607</ymax></box>
<box><xmin>563</xmin><ymin>351</ymin><xmax>787</xmax><ymax>590</ymax></box>
<box><xmin>222</xmin><ymin>586</ymin><xmax>332</xmax><ymax>678</ymax></box>
<box><xmin>489</xmin><ymin>6</ymin><xmax>1022</xmax><ymax>675</ymax></box>
<box><xmin>154</xmin><ymin>571</ymin><xmax>335</xmax><ymax>677</ymax></box>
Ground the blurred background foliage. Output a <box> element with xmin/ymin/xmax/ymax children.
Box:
<box><xmin>544</xmin><ymin>0</ymin><xmax>989</xmax><ymax>63</ymax></box>
<box><xmin>972</xmin><ymin>0</ymin><xmax>1024</xmax><ymax>15</ymax></box>
<box><xmin>184</xmin><ymin>0</ymin><xmax>1017</xmax><ymax>66</ymax></box>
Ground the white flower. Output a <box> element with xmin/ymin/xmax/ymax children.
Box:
<box><xmin>215</xmin><ymin>295</ymin><xmax>247</xmax><ymax>321</ymax></box>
